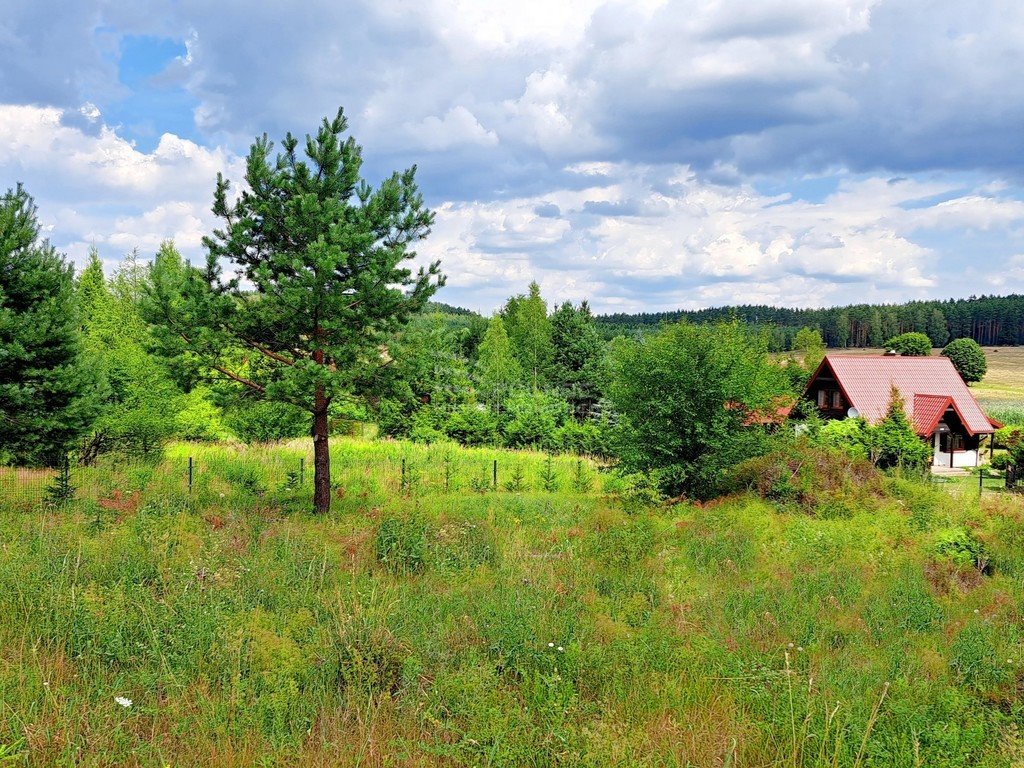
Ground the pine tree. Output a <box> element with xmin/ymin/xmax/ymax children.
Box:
<box><xmin>872</xmin><ymin>386</ymin><xmax>932</xmax><ymax>470</ymax></box>
<box><xmin>550</xmin><ymin>300</ymin><xmax>606</xmax><ymax>417</ymax></box>
<box><xmin>0</xmin><ymin>185</ymin><xmax>98</xmax><ymax>466</ymax></box>
<box><xmin>144</xmin><ymin>109</ymin><xmax>442</xmax><ymax>513</ymax></box>
<box><xmin>76</xmin><ymin>247</ymin><xmax>109</xmax><ymax>326</ymax></box>
<box><xmin>475</xmin><ymin>314</ymin><xmax>521</xmax><ymax>412</ymax></box>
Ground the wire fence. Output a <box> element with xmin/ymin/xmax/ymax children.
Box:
<box><xmin>0</xmin><ymin>448</ymin><xmax>600</xmax><ymax>509</ymax></box>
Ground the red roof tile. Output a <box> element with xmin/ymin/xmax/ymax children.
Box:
<box><xmin>911</xmin><ymin>394</ymin><xmax>953</xmax><ymax>437</ymax></box>
<box><xmin>808</xmin><ymin>354</ymin><xmax>995</xmax><ymax>435</ymax></box>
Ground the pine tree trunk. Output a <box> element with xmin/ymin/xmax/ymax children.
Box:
<box><xmin>313</xmin><ymin>384</ymin><xmax>331</xmax><ymax>514</ymax></box>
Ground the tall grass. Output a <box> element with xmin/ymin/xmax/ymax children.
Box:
<box><xmin>1</xmin><ymin>437</ymin><xmax>1022</xmax><ymax>766</ymax></box>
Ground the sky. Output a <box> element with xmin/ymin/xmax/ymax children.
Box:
<box><xmin>2</xmin><ymin>0</ymin><xmax>1024</xmax><ymax>314</ymax></box>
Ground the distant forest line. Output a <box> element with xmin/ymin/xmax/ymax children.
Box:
<box><xmin>431</xmin><ymin>295</ymin><xmax>1024</xmax><ymax>351</ymax></box>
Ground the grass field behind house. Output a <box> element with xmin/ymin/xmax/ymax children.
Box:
<box><xmin>2</xmin><ymin>438</ymin><xmax>1024</xmax><ymax>766</ymax></box>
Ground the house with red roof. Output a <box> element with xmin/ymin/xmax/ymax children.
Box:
<box><xmin>802</xmin><ymin>354</ymin><xmax>999</xmax><ymax>469</ymax></box>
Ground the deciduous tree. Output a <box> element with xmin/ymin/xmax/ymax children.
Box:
<box><xmin>607</xmin><ymin>321</ymin><xmax>791</xmax><ymax>498</ymax></box>
<box><xmin>884</xmin><ymin>332</ymin><xmax>932</xmax><ymax>356</ymax></box>
<box><xmin>942</xmin><ymin>338</ymin><xmax>987</xmax><ymax>383</ymax></box>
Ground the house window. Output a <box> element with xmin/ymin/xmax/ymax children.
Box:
<box><xmin>949</xmin><ymin>434</ymin><xmax>964</xmax><ymax>451</ymax></box>
<box><xmin>816</xmin><ymin>389</ymin><xmax>843</xmax><ymax>409</ymax></box>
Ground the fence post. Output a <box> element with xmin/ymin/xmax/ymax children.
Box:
<box><xmin>188</xmin><ymin>456</ymin><xmax>193</xmax><ymax>494</ymax></box>
<box><xmin>299</xmin><ymin>457</ymin><xmax>305</xmax><ymax>485</ymax></box>
<box><xmin>444</xmin><ymin>455</ymin><xmax>451</xmax><ymax>493</ymax></box>
<box><xmin>493</xmin><ymin>459</ymin><xmax>498</xmax><ymax>490</ymax></box>
<box><xmin>979</xmin><ymin>467</ymin><xmax>984</xmax><ymax>497</ymax></box>
<box><xmin>401</xmin><ymin>458</ymin><xmax>406</xmax><ymax>491</ymax></box>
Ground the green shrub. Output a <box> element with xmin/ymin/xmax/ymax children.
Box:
<box><xmin>553</xmin><ymin>419</ymin><xmax>607</xmax><ymax>455</ymax></box>
<box><xmin>224</xmin><ymin>400</ymin><xmax>309</xmax><ymax>443</ymax></box>
<box><xmin>989</xmin><ymin>452</ymin><xmax>1012</xmax><ymax>471</ymax></box>
<box><xmin>933</xmin><ymin>527</ymin><xmax>991</xmax><ymax>572</ymax></box>
<box><xmin>815</xmin><ymin>417</ymin><xmax>872</xmax><ymax>460</ymax></box>
<box><xmin>444</xmin><ymin>405</ymin><xmax>499</xmax><ymax>446</ymax></box>
<box><xmin>502</xmin><ymin>391</ymin><xmax>567</xmax><ymax>449</ymax></box>
<box><xmin>222</xmin><ymin>461</ymin><xmax>267</xmax><ymax>496</ymax></box>
<box><xmin>728</xmin><ymin>439</ymin><xmax>882</xmax><ymax>514</ymax></box>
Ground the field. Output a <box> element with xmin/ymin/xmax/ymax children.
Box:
<box><xmin>967</xmin><ymin>346</ymin><xmax>1024</xmax><ymax>425</ymax></box>
<box><xmin>2</xmin><ymin>439</ymin><xmax>1024</xmax><ymax>766</ymax></box>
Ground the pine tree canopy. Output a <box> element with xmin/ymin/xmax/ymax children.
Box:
<box><xmin>144</xmin><ymin>108</ymin><xmax>444</xmax><ymax>512</ymax></box>
<box><xmin>0</xmin><ymin>185</ymin><xmax>98</xmax><ymax>465</ymax></box>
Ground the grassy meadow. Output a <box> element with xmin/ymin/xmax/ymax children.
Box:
<box><xmin>1</xmin><ymin>438</ymin><xmax>1024</xmax><ymax>766</ymax></box>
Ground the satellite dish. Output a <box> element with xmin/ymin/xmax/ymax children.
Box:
<box><xmin>847</xmin><ymin>407</ymin><xmax>860</xmax><ymax>419</ymax></box>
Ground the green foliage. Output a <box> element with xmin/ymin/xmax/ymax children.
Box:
<box><xmin>43</xmin><ymin>458</ymin><xmax>75</xmax><ymax>506</ymax></box>
<box><xmin>792</xmin><ymin>326</ymin><xmax>826</xmax><ymax>371</ymax></box>
<box><xmin>443</xmin><ymin>404</ymin><xmax>499</xmax><ymax>446</ymax></box>
<box><xmin>950</xmin><ymin>624</ymin><xmax>1010</xmax><ymax>692</ymax></box>
<box><xmin>174</xmin><ymin>387</ymin><xmax>230</xmax><ymax>441</ymax></box>
<box><xmin>143</xmin><ymin>108</ymin><xmax>443</xmax><ymax>512</ymax></box>
<box><xmin>375</xmin><ymin>513</ymin><xmax>428</xmax><ymax>574</ymax></box>
<box><xmin>728</xmin><ymin>439</ymin><xmax>883</xmax><ymax>515</ymax></box>
<box><xmin>502</xmin><ymin>390</ymin><xmax>567</xmax><ymax>449</ymax></box>
<box><xmin>942</xmin><ymin>338</ymin><xmax>988</xmax><ymax>383</ymax></box>
<box><xmin>933</xmin><ymin>527</ymin><xmax>991</xmax><ymax>571</ymax></box>
<box><xmin>474</xmin><ymin>314</ymin><xmax>522</xmax><ymax>410</ymax></box>
<box><xmin>607</xmin><ymin>321</ymin><xmax>791</xmax><ymax>499</ymax></box>
<box><xmin>884</xmin><ymin>332</ymin><xmax>933</xmax><ymax>356</ymax></box>
<box><xmin>873</xmin><ymin>387</ymin><xmax>932</xmax><ymax>470</ymax></box>
<box><xmin>504</xmin><ymin>281</ymin><xmax>553</xmax><ymax>389</ymax></box>
<box><xmin>550</xmin><ymin>300</ymin><xmax>607</xmax><ymax>417</ymax></box>
<box><xmin>223</xmin><ymin>399</ymin><xmax>309</xmax><ymax>443</ymax></box>
<box><xmin>539</xmin><ymin>453</ymin><xmax>559</xmax><ymax>492</ymax></box>
<box><xmin>816</xmin><ymin>416</ymin><xmax>873</xmax><ymax>460</ymax></box>
<box><xmin>0</xmin><ymin>185</ymin><xmax>99</xmax><ymax>465</ymax></box>
<box><xmin>77</xmin><ymin>245</ymin><xmax>206</xmax><ymax>460</ymax></box>
<box><xmin>552</xmin><ymin>418</ymin><xmax>607</xmax><ymax>456</ymax></box>
<box><xmin>373</xmin><ymin>312</ymin><xmax>474</xmax><ymax>436</ymax></box>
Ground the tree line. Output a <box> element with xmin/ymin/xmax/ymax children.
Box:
<box><xmin>596</xmin><ymin>296</ymin><xmax>1024</xmax><ymax>349</ymax></box>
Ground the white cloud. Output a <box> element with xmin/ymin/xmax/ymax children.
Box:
<box><xmin>0</xmin><ymin>104</ymin><xmax>240</xmax><ymax>268</ymax></box>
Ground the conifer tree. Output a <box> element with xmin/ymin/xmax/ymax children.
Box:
<box><xmin>0</xmin><ymin>185</ymin><xmax>98</xmax><ymax>465</ymax></box>
<box><xmin>145</xmin><ymin>109</ymin><xmax>442</xmax><ymax>513</ymax></box>
<box><xmin>872</xmin><ymin>386</ymin><xmax>932</xmax><ymax>470</ymax></box>
<box><xmin>550</xmin><ymin>300</ymin><xmax>606</xmax><ymax>417</ymax></box>
<box><xmin>76</xmin><ymin>247</ymin><xmax>109</xmax><ymax>325</ymax></box>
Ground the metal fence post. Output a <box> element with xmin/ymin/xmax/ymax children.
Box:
<box><xmin>299</xmin><ymin>457</ymin><xmax>305</xmax><ymax>485</ymax></box>
<box><xmin>188</xmin><ymin>456</ymin><xmax>193</xmax><ymax>494</ymax></box>
<box><xmin>493</xmin><ymin>459</ymin><xmax>498</xmax><ymax>490</ymax></box>
<box><xmin>401</xmin><ymin>458</ymin><xmax>406</xmax><ymax>491</ymax></box>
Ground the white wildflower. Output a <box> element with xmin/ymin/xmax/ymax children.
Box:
<box><xmin>115</xmin><ymin>696</ymin><xmax>132</xmax><ymax>709</ymax></box>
